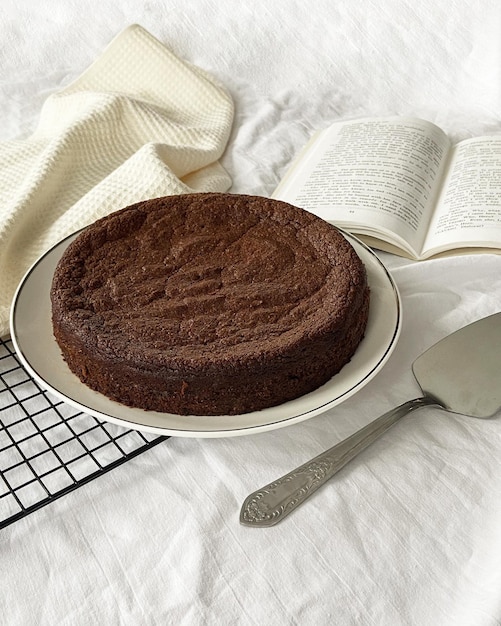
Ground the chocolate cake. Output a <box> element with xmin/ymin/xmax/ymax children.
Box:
<box><xmin>51</xmin><ymin>193</ymin><xmax>370</xmax><ymax>415</ymax></box>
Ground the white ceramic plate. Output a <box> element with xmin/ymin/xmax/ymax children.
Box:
<box><xmin>10</xmin><ymin>230</ymin><xmax>401</xmax><ymax>438</ymax></box>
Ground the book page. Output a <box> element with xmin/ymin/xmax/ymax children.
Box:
<box><xmin>273</xmin><ymin>117</ymin><xmax>450</xmax><ymax>257</ymax></box>
<box><xmin>423</xmin><ymin>136</ymin><xmax>501</xmax><ymax>257</ymax></box>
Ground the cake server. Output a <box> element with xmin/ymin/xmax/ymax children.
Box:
<box><xmin>240</xmin><ymin>312</ymin><xmax>501</xmax><ymax>527</ymax></box>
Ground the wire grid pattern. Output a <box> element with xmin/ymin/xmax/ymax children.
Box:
<box><xmin>0</xmin><ymin>336</ymin><xmax>167</xmax><ymax>529</ymax></box>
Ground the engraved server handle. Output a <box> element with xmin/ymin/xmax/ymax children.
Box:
<box><xmin>240</xmin><ymin>397</ymin><xmax>437</xmax><ymax>527</ymax></box>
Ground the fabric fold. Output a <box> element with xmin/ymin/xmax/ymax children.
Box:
<box><xmin>0</xmin><ymin>24</ymin><xmax>234</xmax><ymax>337</ymax></box>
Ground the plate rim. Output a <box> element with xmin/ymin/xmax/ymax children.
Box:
<box><xmin>10</xmin><ymin>228</ymin><xmax>401</xmax><ymax>438</ymax></box>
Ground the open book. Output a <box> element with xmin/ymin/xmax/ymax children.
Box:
<box><xmin>272</xmin><ymin>116</ymin><xmax>501</xmax><ymax>260</ymax></box>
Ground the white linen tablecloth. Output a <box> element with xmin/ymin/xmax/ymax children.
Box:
<box><xmin>2</xmin><ymin>1</ymin><xmax>501</xmax><ymax>625</ymax></box>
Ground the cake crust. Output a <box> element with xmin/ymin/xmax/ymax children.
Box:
<box><xmin>51</xmin><ymin>193</ymin><xmax>370</xmax><ymax>415</ymax></box>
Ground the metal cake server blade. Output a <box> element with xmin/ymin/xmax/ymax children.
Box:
<box><xmin>240</xmin><ymin>312</ymin><xmax>501</xmax><ymax>527</ymax></box>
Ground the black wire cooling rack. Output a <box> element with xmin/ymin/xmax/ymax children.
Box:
<box><xmin>0</xmin><ymin>336</ymin><xmax>167</xmax><ymax>529</ymax></box>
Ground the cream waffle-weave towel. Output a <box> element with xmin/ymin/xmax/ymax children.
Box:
<box><xmin>0</xmin><ymin>24</ymin><xmax>234</xmax><ymax>337</ymax></box>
